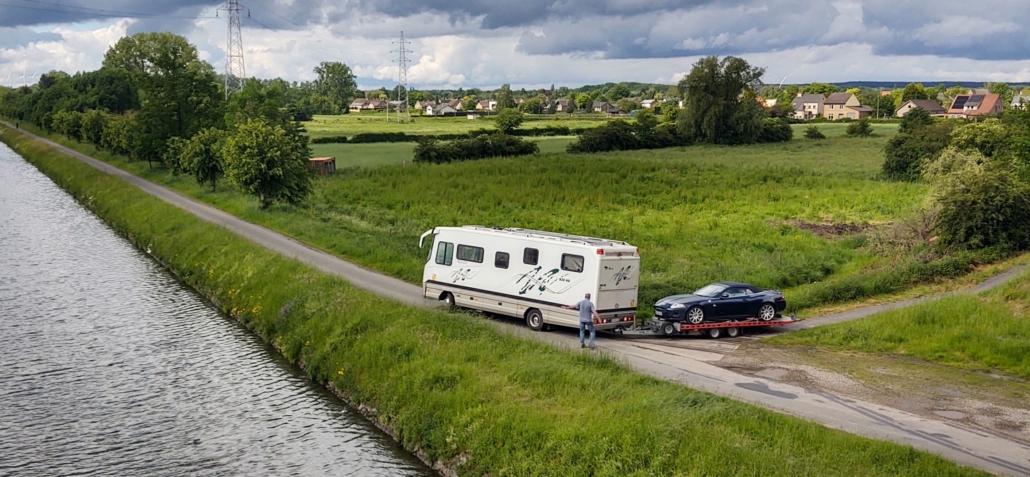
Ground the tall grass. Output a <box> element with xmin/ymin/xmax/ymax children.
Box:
<box><xmin>773</xmin><ymin>269</ymin><xmax>1030</xmax><ymax>379</ymax></box>
<box><xmin>1</xmin><ymin>125</ymin><xmax>985</xmax><ymax>476</ymax></box>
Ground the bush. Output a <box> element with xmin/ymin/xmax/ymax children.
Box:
<box><xmin>845</xmin><ymin>118</ymin><xmax>873</xmax><ymax>137</ymax></box>
<box><xmin>350</xmin><ymin>132</ymin><xmax>412</xmax><ymax>143</ymax></box>
<box><xmin>311</xmin><ymin>136</ymin><xmax>349</xmax><ymax>144</ymax></box>
<box><xmin>494</xmin><ymin>108</ymin><xmax>524</xmax><ymax>134</ymax></box>
<box><xmin>413</xmin><ymin>133</ymin><xmax>539</xmax><ymax>164</ymax></box>
<box><xmin>566</xmin><ymin>120</ymin><xmax>641</xmax><ymax>153</ymax></box>
<box><xmin>899</xmin><ymin>107</ymin><xmax>934</xmax><ymax>134</ymax></box>
<box><xmin>881</xmin><ymin>122</ymin><xmax>954</xmax><ymax>181</ymax></box>
<box><xmin>804</xmin><ymin>125</ymin><xmax>826</xmax><ymax>140</ymax></box>
<box><xmin>756</xmin><ymin>118</ymin><xmax>793</xmax><ymax>143</ymax></box>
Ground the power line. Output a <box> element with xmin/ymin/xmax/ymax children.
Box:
<box><xmin>0</xmin><ymin>0</ymin><xmax>216</xmax><ymax>19</ymax></box>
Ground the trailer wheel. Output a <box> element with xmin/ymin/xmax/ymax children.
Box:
<box><xmin>525</xmin><ymin>309</ymin><xmax>545</xmax><ymax>332</ymax></box>
<box><xmin>686</xmin><ymin>306</ymin><xmax>705</xmax><ymax>325</ymax></box>
<box><xmin>726</xmin><ymin>326</ymin><xmax>741</xmax><ymax>338</ymax></box>
<box><xmin>661</xmin><ymin>322</ymin><xmax>678</xmax><ymax>336</ymax></box>
<box><xmin>707</xmin><ymin>327</ymin><xmax>723</xmax><ymax>339</ymax></box>
<box><xmin>758</xmin><ymin>303</ymin><xmax>776</xmax><ymax>321</ymax></box>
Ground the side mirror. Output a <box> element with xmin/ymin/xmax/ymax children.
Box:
<box><xmin>720</xmin><ymin>293</ymin><xmax>729</xmax><ymax>298</ymax></box>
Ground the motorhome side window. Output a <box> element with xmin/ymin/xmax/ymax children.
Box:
<box><xmin>561</xmin><ymin>254</ymin><xmax>585</xmax><ymax>273</ymax></box>
<box><xmin>435</xmin><ymin>242</ymin><xmax>453</xmax><ymax>266</ymax></box>
<box><xmin>494</xmin><ymin>252</ymin><xmax>509</xmax><ymax>269</ymax></box>
<box><xmin>456</xmin><ymin>245</ymin><xmax>484</xmax><ymax>263</ymax></box>
<box><xmin>523</xmin><ymin>248</ymin><xmax>539</xmax><ymax>265</ymax></box>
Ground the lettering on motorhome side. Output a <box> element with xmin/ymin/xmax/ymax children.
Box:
<box><xmin>450</xmin><ymin>268</ymin><xmax>474</xmax><ymax>283</ymax></box>
<box><xmin>515</xmin><ymin>267</ymin><xmax>578</xmax><ymax>296</ymax></box>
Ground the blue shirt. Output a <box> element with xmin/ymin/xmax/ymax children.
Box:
<box><xmin>573</xmin><ymin>299</ymin><xmax>596</xmax><ymax>323</ymax></box>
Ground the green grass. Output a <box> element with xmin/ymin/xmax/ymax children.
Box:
<box><xmin>305</xmin><ymin>114</ymin><xmax>609</xmax><ymax>138</ymax></box>
<box><xmin>771</xmin><ymin>269</ymin><xmax>1030</xmax><ymax>379</ymax></box>
<box><xmin>1</xmin><ymin>124</ymin><xmax>987</xmax><ymax>476</ymax></box>
<box><xmin>310</xmin><ymin>136</ymin><xmax>577</xmax><ymax>167</ymax></box>
<box><xmin>12</xmin><ymin>121</ymin><xmax>957</xmax><ymax>316</ymax></box>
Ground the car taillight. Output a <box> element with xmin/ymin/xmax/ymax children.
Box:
<box><xmin>776</xmin><ymin>297</ymin><xmax>785</xmax><ymax>301</ymax></box>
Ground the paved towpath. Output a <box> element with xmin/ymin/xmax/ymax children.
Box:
<box><xmin>6</xmin><ymin>122</ymin><xmax>1029</xmax><ymax>476</ymax></box>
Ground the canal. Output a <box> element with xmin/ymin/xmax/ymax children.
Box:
<box><xmin>0</xmin><ymin>142</ymin><xmax>434</xmax><ymax>476</ymax></box>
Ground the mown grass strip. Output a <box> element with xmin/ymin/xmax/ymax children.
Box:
<box><xmin>772</xmin><ymin>269</ymin><xmax>1030</xmax><ymax>380</ymax></box>
<box><xmin>1</xmin><ymin>125</ymin><xmax>985</xmax><ymax>476</ymax></box>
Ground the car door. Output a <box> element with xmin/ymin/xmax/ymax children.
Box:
<box><xmin>718</xmin><ymin>287</ymin><xmax>749</xmax><ymax>318</ymax></box>
<box><xmin>738</xmin><ymin>289</ymin><xmax>763</xmax><ymax>318</ymax></box>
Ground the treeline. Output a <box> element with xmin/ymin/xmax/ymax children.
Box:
<box><xmin>880</xmin><ymin>106</ymin><xmax>1030</xmax><ymax>252</ymax></box>
<box><xmin>311</xmin><ymin>125</ymin><xmax>594</xmax><ymax>144</ymax></box>
<box><xmin>0</xmin><ymin>32</ymin><xmax>333</xmax><ymax>208</ymax></box>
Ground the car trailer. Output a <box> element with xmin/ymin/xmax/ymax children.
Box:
<box><xmin>609</xmin><ymin>315</ymin><xmax>798</xmax><ymax>339</ymax></box>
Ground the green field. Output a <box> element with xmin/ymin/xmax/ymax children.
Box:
<box><xmin>305</xmin><ymin>114</ymin><xmax>609</xmax><ymax>138</ymax></box>
<box><xmin>772</xmin><ymin>269</ymin><xmax>1030</xmax><ymax>379</ymax></box>
<box><xmin>2</xmin><ymin>125</ymin><xmax>985</xmax><ymax>476</ymax></box>
<box><xmin>310</xmin><ymin>136</ymin><xmax>576</xmax><ymax>167</ymax></box>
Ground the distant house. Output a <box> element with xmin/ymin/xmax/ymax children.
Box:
<box><xmin>946</xmin><ymin>94</ymin><xmax>1004</xmax><ymax>118</ymax></box>
<box><xmin>791</xmin><ymin>94</ymin><xmax>826</xmax><ymax>120</ymax></box>
<box><xmin>553</xmin><ymin>99</ymin><xmax>574</xmax><ymax>112</ymax></box>
<box><xmin>1011</xmin><ymin>94</ymin><xmax>1030</xmax><ymax>109</ymax></box>
<box><xmin>968</xmin><ymin>88</ymin><xmax>990</xmax><ymax>95</ymax></box>
<box><xmin>896</xmin><ymin>99</ymin><xmax>946</xmax><ymax>117</ymax></box>
<box><xmin>592</xmin><ymin>101</ymin><xmax>617</xmax><ymax>113</ymax></box>
<box><xmin>368</xmin><ymin>99</ymin><xmax>388</xmax><ymax>111</ymax></box>
<box><xmin>413</xmin><ymin>100</ymin><xmax>436</xmax><ymax>110</ymax></box>
<box><xmin>823</xmin><ymin>93</ymin><xmax>871</xmax><ymax>120</ymax></box>
<box><xmin>641</xmin><ymin>99</ymin><xmax>657</xmax><ymax>109</ymax></box>
<box><xmin>446</xmin><ymin>99</ymin><xmax>462</xmax><ymax>110</ymax></box>
<box><xmin>349</xmin><ymin>98</ymin><xmax>369</xmax><ymax>113</ymax></box>
<box><xmin>426</xmin><ymin>103</ymin><xmax>457</xmax><ymax>116</ymax></box>
<box><xmin>475</xmin><ymin>99</ymin><xmax>497</xmax><ymax>111</ymax></box>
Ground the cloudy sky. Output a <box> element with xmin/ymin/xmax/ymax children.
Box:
<box><xmin>2</xmin><ymin>0</ymin><xmax>1029</xmax><ymax>90</ymax></box>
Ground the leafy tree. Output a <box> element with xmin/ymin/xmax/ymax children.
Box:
<box><xmin>899</xmin><ymin>106</ymin><xmax>934</xmax><ymax>134</ymax></box>
<box><xmin>845</xmin><ymin>87</ymin><xmax>861</xmax><ymax>95</ymax></box>
<box><xmin>677</xmin><ymin>56</ymin><xmax>765</xmax><ymax>144</ymax></box>
<box><xmin>313</xmin><ymin>61</ymin><xmax>357</xmax><ymax>113</ymax></box>
<box><xmin>223</xmin><ymin>120</ymin><xmax>312</xmax><ymax>208</ymax></box>
<box><xmin>494</xmin><ymin>108</ymin><xmax>524</xmax><ymax>134</ymax></box>
<box><xmin>80</xmin><ymin>109</ymin><xmax>107</xmax><ymax>147</ymax></box>
<box><xmin>606</xmin><ymin>83</ymin><xmax>631</xmax><ymax>102</ymax></box>
<box><xmin>988</xmin><ymin>82</ymin><xmax>1014</xmax><ymax>106</ymax></box>
<box><xmin>496</xmin><ymin>84</ymin><xmax>516</xmax><ymax>110</ymax></box>
<box><xmin>846</xmin><ymin>118</ymin><xmax>873</xmax><ymax>137</ymax></box>
<box><xmin>805</xmin><ymin>83</ymin><xmax>837</xmax><ymax>95</ymax></box>
<box><xmin>901</xmin><ymin>83</ymin><xmax>929</xmax><ymax>103</ymax></box>
<box><xmin>575</xmin><ymin>93</ymin><xmax>592</xmax><ymax>110</ymax></box>
<box><xmin>461</xmin><ymin>98</ymin><xmax>478</xmax><ymax>111</ymax></box>
<box><xmin>944</xmin><ymin>86</ymin><xmax>969</xmax><ymax>98</ymax></box>
<box><xmin>226</xmin><ymin>79</ymin><xmax>292</xmax><ymax>128</ymax></box>
<box><xmin>882</xmin><ymin>122</ymin><xmax>955</xmax><ymax>180</ymax></box>
<box><xmin>951</xmin><ymin>119</ymin><xmax>1010</xmax><ymax>158</ymax></box>
<box><xmin>616</xmin><ymin>98</ymin><xmax>639</xmax><ymax>113</ymax></box>
<box><xmin>179</xmin><ymin>128</ymin><xmax>226</xmax><ymax>191</ymax></box>
<box><xmin>804</xmin><ymin>125</ymin><xmax>826</xmax><ymax>139</ymax></box>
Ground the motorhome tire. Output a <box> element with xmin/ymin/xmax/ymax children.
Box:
<box><xmin>442</xmin><ymin>292</ymin><xmax>456</xmax><ymax>310</ymax></box>
<box><xmin>525</xmin><ymin>309</ymin><xmax>545</xmax><ymax>331</ymax></box>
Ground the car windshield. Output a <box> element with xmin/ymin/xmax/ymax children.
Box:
<box><xmin>693</xmin><ymin>284</ymin><xmax>727</xmax><ymax>297</ymax></box>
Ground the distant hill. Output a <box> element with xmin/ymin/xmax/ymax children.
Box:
<box><xmin>809</xmin><ymin>81</ymin><xmax>1028</xmax><ymax>90</ymax></box>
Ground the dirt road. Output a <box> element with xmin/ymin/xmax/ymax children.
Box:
<box><xmin>8</xmin><ymin>123</ymin><xmax>1029</xmax><ymax>476</ymax></box>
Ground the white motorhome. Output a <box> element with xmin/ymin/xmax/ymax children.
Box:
<box><xmin>419</xmin><ymin>226</ymin><xmax>640</xmax><ymax>331</ymax></box>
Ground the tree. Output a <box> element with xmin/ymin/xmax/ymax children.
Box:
<box><xmin>945</xmin><ymin>86</ymin><xmax>969</xmax><ymax>98</ymax></box>
<box><xmin>313</xmin><ymin>61</ymin><xmax>357</xmax><ymax>114</ymax></box>
<box><xmin>899</xmin><ymin>106</ymin><xmax>933</xmax><ymax>134</ymax></box>
<box><xmin>677</xmin><ymin>56</ymin><xmax>765</xmax><ymax>145</ymax></box>
<box><xmin>223</xmin><ymin>120</ymin><xmax>312</xmax><ymax>208</ymax></box>
<box><xmin>845</xmin><ymin>87</ymin><xmax>861</xmax><ymax>95</ymax></box>
<box><xmin>495</xmin><ymin>108</ymin><xmax>524</xmax><ymax>134</ymax></box>
<box><xmin>606</xmin><ymin>83</ymin><xmax>631</xmax><ymax>102</ymax></box>
<box><xmin>575</xmin><ymin>93</ymin><xmax>592</xmax><ymax>110</ymax></box>
<box><xmin>805</xmin><ymin>83</ymin><xmax>837</xmax><ymax>95</ymax></box>
<box><xmin>988</xmin><ymin>82</ymin><xmax>1014</xmax><ymax>106</ymax></box>
<box><xmin>901</xmin><ymin>83</ymin><xmax>929</xmax><ymax>103</ymax></box>
<box><xmin>179</xmin><ymin>128</ymin><xmax>226</xmax><ymax>191</ymax></box>
<box><xmin>496</xmin><ymin>84</ymin><xmax>516</xmax><ymax>110</ymax></box>
<box><xmin>226</xmin><ymin>79</ymin><xmax>292</xmax><ymax>128</ymax></box>
<box><xmin>846</xmin><ymin>118</ymin><xmax>873</xmax><ymax>137</ymax></box>
<box><xmin>882</xmin><ymin>122</ymin><xmax>955</xmax><ymax>181</ymax></box>
<box><xmin>616</xmin><ymin>98</ymin><xmax>639</xmax><ymax>113</ymax></box>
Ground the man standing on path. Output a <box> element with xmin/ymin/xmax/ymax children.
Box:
<box><xmin>563</xmin><ymin>293</ymin><xmax>600</xmax><ymax>348</ymax></box>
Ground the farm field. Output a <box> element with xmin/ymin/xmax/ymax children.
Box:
<box><xmin>310</xmin><ymin>136</ymin><xmax>577</xmax><ymax>167</ymax></box>
<box><xmin>304</xmin><ymin>113</ymin><xmax>609</xmax><ymax>138</ymax></box>
<box><xmin>27</xmin><ymin>119</ymin><xmax>981</xmax><ymax>317</ymax></box>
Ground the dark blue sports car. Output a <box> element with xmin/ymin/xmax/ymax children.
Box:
<box><xmin>653</xmin><ymin>282</ymin><xmax>786</xmax><ymax>324</ymax></box>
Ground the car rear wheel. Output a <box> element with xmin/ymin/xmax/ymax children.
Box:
<box><xmin>525</xmin><ymin>309</ymin><xmax>545</xmax><ymax>331</ymax></box>
<box><xmin>686</xmin><ymin>306</ymin><xmax>705</xmax><ymax>325</ymax></box>
<box><xmin>758</xmin><ymin>303</ymin><xmax>776</xmax><ymax>321</ymax></box>
<box><xmin>706</xmin><ymin>327</ymin><xmax>723</xmax><ymax>339</ymax></box>
<box><xmin>661</xmin><ymin>322</ymin><xmax>678</xmax><ymax>336</ymax></box>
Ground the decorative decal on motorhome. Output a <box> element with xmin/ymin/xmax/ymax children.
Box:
<box><xmin>450</xmin><ymin>268</ymin><xmax>475</xmax><ymax>283</ymax></box>
<box><xmin>612</xmin><ymin>265</ymin><xmax>633</xmax><ymax>285</ymax></box>
<box><xmin>512</xmin><ymin>266</ymin><xmax>581</xmax><ymax>295</ymax></box>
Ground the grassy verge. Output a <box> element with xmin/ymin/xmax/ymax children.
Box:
<box><xmin>305</xmin><ymin>114</ymin><xmax>609</xmax><ymax>138</ymax></box>
<box><xmin>771</xmin><ymin>269</ymin><xmax>1030</xmax><ymax>380</ymax></box>
<box><xmin>9</xmin><ymin>121</ymin><xmax>945</xmax><ymax>317</ymax></box>
<box><xmin>1</xmin><ymin>125</ymin><xmax>985</xmax><ymax>476</ymax></box>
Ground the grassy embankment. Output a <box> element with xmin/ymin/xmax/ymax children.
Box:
<box><xmin>0</xmin><ymin>125</ymin><xmax>986</xmax><ymax>476</ymax></box>
<box><xmin>11</xmin><ymin>120</ymin><xmax>987</xmax><ymax>317</ymax></box>
<box><xmin>772</xmin><ymin>268</ymin><xmax>1030</xmax><ymax>380</ymax></box>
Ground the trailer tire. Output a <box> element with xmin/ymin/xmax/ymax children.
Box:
<box><xmin>707</xmin><ymin>327</ymin><xmax>723</xmax><ymax>339</ymax></box>
<box><xmin>686</xmin><ymin>306</ymin><xmax>705</xmax><ymax>325</ymax></box>
<box><xmin>661</xmin><ymin>322</ymin><xmax>678</xmax><ymax>336</ymax></box>
<box><xmin>726</xmin><ymin>326</ymin><xmax>741</xmax><ymax>338</ymax></box>
<box><xmin>525</xmin><ymin>309</ymin><xmax>545</xmax><ymax>332</ymax></box>
<box><xmin>758</xmin><ymin>303</ymin><xmax>776</xmax><ymax>322</ymax></box>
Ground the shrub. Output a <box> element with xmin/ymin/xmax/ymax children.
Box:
<box><xmin>845</xmin><ymin>118</ymin><xmax>872</xmax><ymax>137</ymax></box>
<box><xmin>804</xmin><ymin>125</ymin><xmax>826</xmax><ymax>140</ymax></box>
<box><xmin>881</xmin><ymin>122</ymin><xmax>954</xmax><ymax>181</ymax></box>
<box><xmin>756</xmin><ymin>118</ymin><xmax>793</xmax><ymax>143</ymax></box>
<box><xmin>413</xmin><ymin>133</ymin><xmax>539</xmax><ymax>164</ymax></box>
<box><xmin>350</xmin><ymin>132</ymin><xmax>412</xmax><ymax>143</ymax></box>
<box><xmin>899</xmin><ymin>107</ymin><xmax>934</xmax><ymax>134</ymax></box>
<box><xmin>494</xmin><ymin>108</ymin><xmax>524</xmax><ymax>134</ymax></box>
<box><xmin>950</xmin><ymin>119</ymin><xmax>1010</xmax><ymax>158</ymax></box>
<box><xmin>311</xmin><ymin>136</ymin><xmax>349</xmax><ymax>144</ymax></box>
<box><xmin>566</xmin><ymin>120</ymin><xmax>641</xmax><ymax>153</ymax></box>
